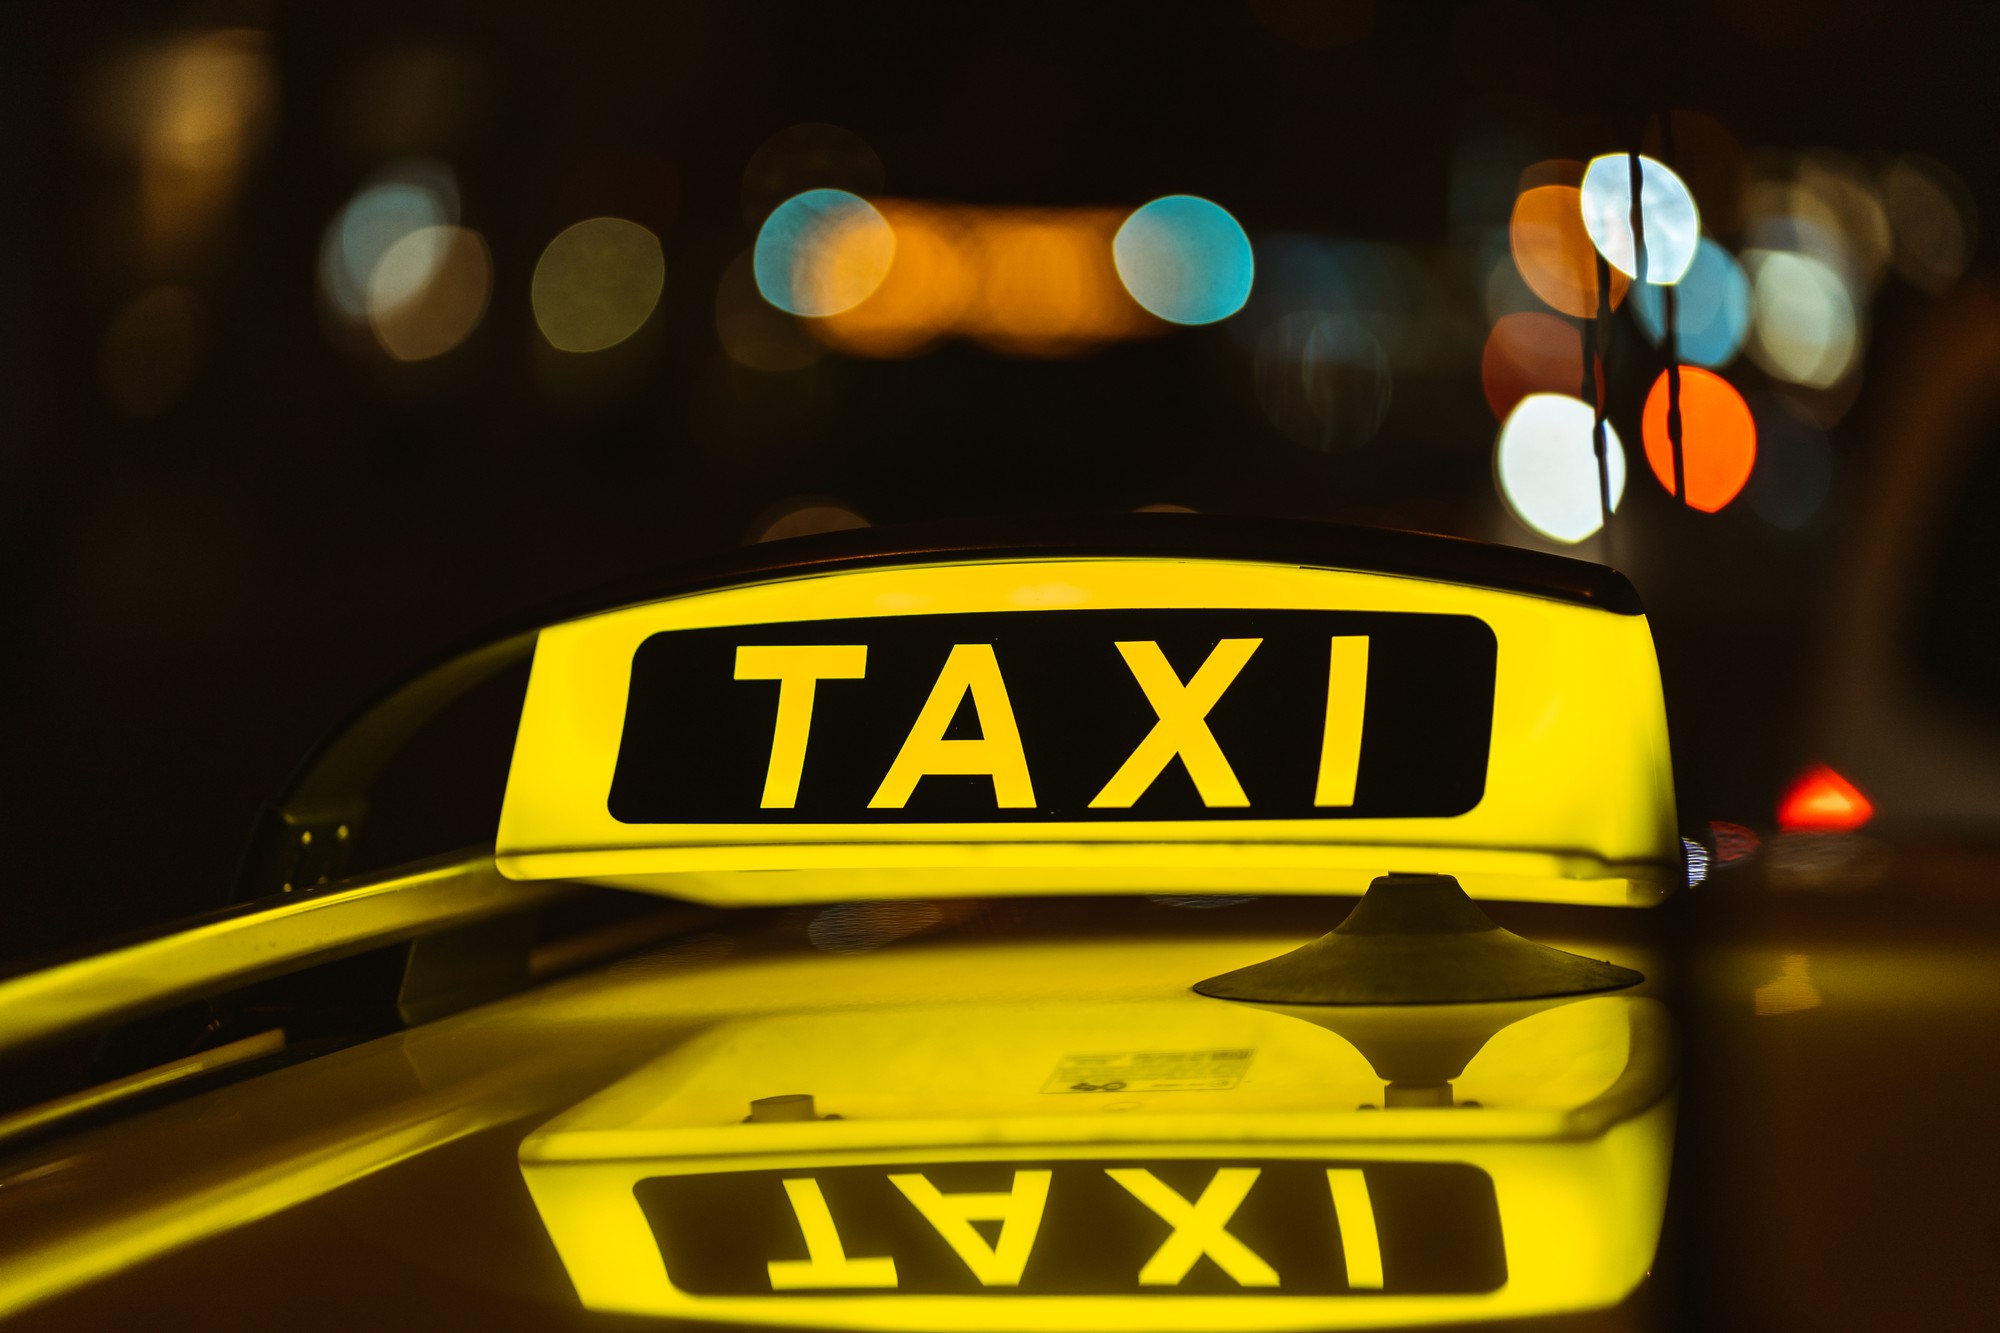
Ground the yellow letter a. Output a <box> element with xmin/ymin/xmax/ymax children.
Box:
<box><xmin>889</xmin><ymin>1169</ymin><xmax>1051</xmax><ymax>1285</ymax></box>
<box><xmin>870</xmin><ymin>644</ymin><xmax>1036</xmax><ymax>808</ymax></box>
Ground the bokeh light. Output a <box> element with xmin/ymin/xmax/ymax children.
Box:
<box><xmin>1253</xmin><ymin>311</ymin><xmax>1330</xmax><ymax>445</ymax></box>
<box><xmin>797</xmin><ymin>204</ymin><xmax>1152</xmax><ymax>358</ymax></box>
<box><xmin>1753</xmin><ymin>954</ymin><xmax>1822</xmax><ymax>1016</ymax></box>
<box><xmin>1710</xmin><ymin>820</ymin><xmax>1761</xmax><ymax>864</ymax></box>
<box><xmin>1629</xmin><ymin>238</ymin><xmax>1750</xmax><ymax>367</ymax></box>
<box><xmin>1642</xmin><ymin>367</ymin><xmax>1756</xmax><ymax>512</ymax></box>
<box><xmin>1302</xmin><ymin>316</ymin><xmax>1391</xmax><ymax>445</ymax></box>
<box><xmin>87</xmin><ymin>28</ymin><xmax>278</xmax><ymax>269</ymax></box>
<box><xmin>1743</xmin><ymin>393</ymin><xmax>1833</xmax><ymax>531</ymax></box>
<box><xmin>1113</xmin><ymin>195</ymin><xmax>1255</xmax><ymax>325</ymax></box>
<box><xmin>754</xmin><ymin>189</ymin><xmax>894</xmax><ymax>318</ymax></box>
<box><xmin>1791</xmin><ymin>153</ymin><xmax>1892</xmax><ymax>292</ymax></box>
<box><xmin>319</xmin><ymin>159</ymin><xmax>459</xmax><ymax>326</ymax></box>
<box><xmin>1279</xmin><ymin>313</ymin><xmax>1390</xmax><ymax>449</ymax></box>
<box><xmin>1580</xmin><ymin>154</ymin><xmax>1701</xmax><ymax>284</ymax></box>
<box><xmin>99</xmin><ymin>286</ymin><xmax>200</xmax><ymax>418</ymax></box>
<box><xmin>366</xmin><ymin>225</ymin><xmax>490</xmax><ymax>361</ymax></box>
<box><xmin>1778</xmin><ymin>764</ymin><xmax>1874</xmax><ymax>833</ymax></box>
<box><xmin>1510</xmin><ymin>185</ymin><xmax>1628</xmax><ymax>318</ymax></box>
<box><xmin>1742</xmin><ymin>153</ymin><xmax>1891</xmax><ymax>303</ymax></box>
<box><xmin>531</xmin><ymin>217</ymin><xmax>665</xmax><ymax>353</ymax></box>
<box><xmin>813</xmin><ymin>202</ymin><xmax>973</xmax><ymax>356</ymax></box>
<box><xmin>1745</xmin><ymin>250</ymin><xmax>1860</xmax><ymax>388</ymax></box>
<box><xmin>1481</xmin><ymin>311</ymin><xmax>1582</xmax><ymax>420</ymax></box>
<box><xmin>715</xmin><ymin>249</ymin><xmax>824</xmax><ymax>372</ymax></box>
<box><xmin>750</xmin><ymin>498</ymin><xmax>870</xmax><ymax>543</ymax></box>
<box><xmin>1496</xmin><ymin>393</ymin><xmax>1627</xmax><ymax>544</ymax></box>
<box><xmin>1881</xmin><ymin>155</ymin><xmax>1977</xmax><ymax>294</ymax></box>
<box><xmin>1252</xmin><ymin>310</ymin><xmax>1391</xmax><ymax>450</ymax></box>
<box><xmin>961</xmin><ymin>210</ymin><xmax>1139</xmax><ymax>354</ymax></box>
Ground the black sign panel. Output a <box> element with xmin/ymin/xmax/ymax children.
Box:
<box><xmin>636</xmin><ymin>1158</ymin><xmax>1506</xmax><ymax>1296</ymax></box>
<box><xmin>608</xmin><ymin>610</ymin><xmax>1495</xmax><ymax>824</ymax></box>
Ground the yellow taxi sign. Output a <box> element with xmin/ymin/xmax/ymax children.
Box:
<box><xmin>496</xmin><ymin>528</ymin><xmax>1677</xmax><ymax>906</ymax></box>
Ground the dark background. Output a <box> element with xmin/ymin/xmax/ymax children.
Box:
<box><xmin>7</xmin><ymin>0</ymin><xmax>2000</xmax><ymax>963</ymax></box>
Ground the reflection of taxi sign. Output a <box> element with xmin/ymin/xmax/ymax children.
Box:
<box><xmin>521</xmin><ymin>994</ymin><xmax>1674</xmax><ymax>1327</ymax></box>
<box><xmin>638</xmin><ymin>1159</ymin><xmax>1502</xmax><ymax>1296</ymax></box>
<box><xmin>497</xmin><ymin>523</ymin><xmax>1678</xmax><ymax>906</ymax></box>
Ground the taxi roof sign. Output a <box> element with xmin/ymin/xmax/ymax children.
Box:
<box><xmin>494</xmin><ymin>519</ymin><xmax>1678</xmax><ymax>907</ymax></box>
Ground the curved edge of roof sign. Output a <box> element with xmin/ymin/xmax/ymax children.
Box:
<box><xmin>480</xmin><ymin>516</ymin><xmax>1677</xmax><ymax>909</ymax></box>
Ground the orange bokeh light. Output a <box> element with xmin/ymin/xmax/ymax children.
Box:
<box><xmin>1777</xmin><ymin>764</ymin><xmax>1874</xmax><ymax>833</ymax></box>
<box><xmin>812</xmin><ymin>202</ymin><xmax>972</xmax><ymax>357</ymax></box>
<box><xmin>813</xmin><ymin>202</ymin><xmax>1156</xmax><ymax>357</ymax></box>
<box><xmin>961</xmin><ymin>208</ymin><xmax>1149</xmax><ymax>355</ymax></box>
<box><xmin>1480</xmin><ymin>311</ymin><xmax>1583</xmax><ymax>420</ymax></box>
<box><xmin>1642</xmin><ymin>366</ymin><xmax>1757</xmax><ymax>511</ymax></box>
<box><xmin>1510</xmin><ymin>185</ymin><xmax>1628</xmax><ymax>319</ymax></box>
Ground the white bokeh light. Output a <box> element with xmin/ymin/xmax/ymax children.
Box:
<box><xmin>1496</xmin><ymin>393</ymin><xmax>1627</xmax><ymax>544</ymax></box>
<box><xmin>1745</xmin><ymin>250</ymin><xmax>1860</xmax><ymax>388</ymax></box>
<box><xmin>318</xmin><ymin>159</ymin><xmax>460</xmax><ymax>323</ymax></box>
<box><xmin>1580</xmin><ymin>154</ymin><xmax>1700</xmax><ymax>284</ymax></box>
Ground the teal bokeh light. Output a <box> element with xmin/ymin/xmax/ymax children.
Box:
<box><xmin>1113</xmin><ymin>195</ymin><xmax>1255</xmax><ymax>325</ymax></box>
<box><xmin>1630</xmin><ymin>238</ymin><xmax>1751</xmax><ymax>368</ymax></box>
<box><xmin>753</xmin><ymin>188</ymin><xmax>886</xmax><ymax>317</ymax></box>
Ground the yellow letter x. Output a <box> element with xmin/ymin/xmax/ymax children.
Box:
<box><xmin>1091</xmin><ymin>639</ymin><xmax>1262</xmax><ymax>808</ymax></box>
<box><xmin>1106</xmin><ymin>1166</ymin><xmax>1277</xmax><ymax>1287</ymax></box>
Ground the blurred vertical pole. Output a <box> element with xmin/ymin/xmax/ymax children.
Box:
<box><xmin>1628</xmin><ymin>149</ymin><xmax>1650</xmax><ymax>290</ymax></box>
<box><xmin>1591</xmin><ymin>251</ymin><xmax>1614</xmax><ymax>533</ymax></box>
<box><xmin>1628</xmin><ymin>149</ymin><xmax>1683</xmax><ymax>504</ymax></box>
<box><xmin>1660</xmin><ymin>116</ymin><xmax>1687</xmax><ymax>504</ymax></box>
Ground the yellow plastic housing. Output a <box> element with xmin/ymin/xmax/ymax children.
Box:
<box><xmin>496</xmin><ymin>556</ymin><xmax>1677</xmax><ymax>906</ymax></box>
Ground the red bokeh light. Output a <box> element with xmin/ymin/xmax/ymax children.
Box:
<box><xmin>1481</xmin><ymin>312</ymin><xmax>1583</xmax><ymax>420</ymax></box>
<box><xmin>1643</xmin><ymin>366</ymin><xmax>1757</xmax><ymax>512</ymax></box>
<box><xmin>1777</xmin><ymin>764</ymin><xmax>1874</xmax><ymax>832</ymax></box>
<box><xmin>1710</xmin><ymin>820</ymin><xmax>1761</xmax><ymax>862</ymax></box>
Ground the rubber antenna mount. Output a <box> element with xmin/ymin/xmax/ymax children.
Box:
<box><xmin>1193</xmin><ymin>873</ymin><xmax>1643</xmax><ymax>1005</ymax></box>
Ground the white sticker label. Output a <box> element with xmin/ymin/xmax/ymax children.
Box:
<box><xmin>1041</xmin><ymin>1050</ymin><xmax>1253</xmax><ymax>1094</ymax></box>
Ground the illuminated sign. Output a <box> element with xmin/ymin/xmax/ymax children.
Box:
<box><xmin>498</xmin><ymin>556</ymin><xmax>1677</xmax><ymax>906</ymax></box>
<box><xmin>520</xmin><ymin>994</ymin><xmax>1675</xmax><ymax>1330</ymax></box>
<box><xmin>610</xmin><ymin>611</ymin><xmax>1496</xmax><ymax>825</ymax></box>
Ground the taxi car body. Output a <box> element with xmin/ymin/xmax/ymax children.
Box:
<box><xmin>0</xmin><ymin>517</ymin><xmax>1681</xmax><ymax>1330</ymax></box>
